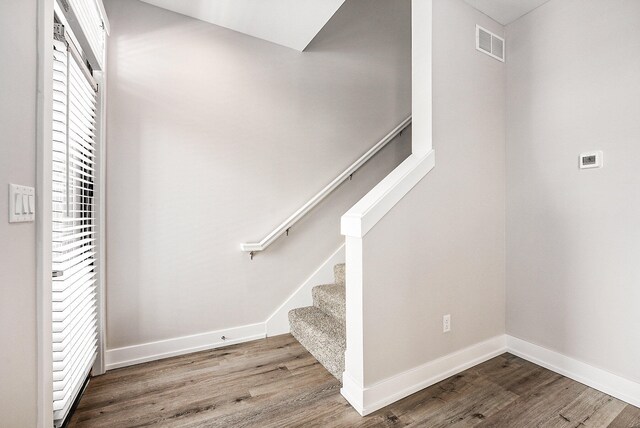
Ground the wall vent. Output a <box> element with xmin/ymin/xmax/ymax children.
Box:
<box><xmin>476</xmin><ymin>25</ymin><xmax>505</xmax><ymax>62</ymax></box>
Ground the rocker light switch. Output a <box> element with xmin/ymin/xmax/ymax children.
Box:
<box><xmin>14</xmin><ymin>192</ymin><xmax>22</xmax><ymax>215</ymax></box>
<box><xmin>9</xmin><ymin>184</ymin><xmax>35</xmax><ymax>223</ymax></box>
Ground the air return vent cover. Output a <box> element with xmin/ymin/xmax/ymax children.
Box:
<box><xmin>476</xmin><ymin>25</ymin><xmax>505</xmax><ymax>62</ymax></box>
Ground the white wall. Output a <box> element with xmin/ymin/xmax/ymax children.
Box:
<box><xmin>0</xmin><ymin>0</ymin><xmax>38</xmax><ymax>425</ymax></box>
<box><xmin>506</xmin><ymin>0</ymin><xmax>640</xmax><ymax>384</ymax></box>
<box><xmin>103</xmin><ymin>0</ymin><xmax>412</xmax><ymax>350</ymax></box>
<box><xmin>360</xmin><ymin>0</ymin><xmax>506</xmax><ymax>384</ymax></box>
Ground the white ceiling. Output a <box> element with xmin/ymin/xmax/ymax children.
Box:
<box><xmin>462</xmin><ymin>0</ymin><xmax>551</xmax><ymax>25</ymax></box>
<box><xmin>139</xmin><ymin>0</ymin><xmax>346</xmax><ymax>51</ymax></box>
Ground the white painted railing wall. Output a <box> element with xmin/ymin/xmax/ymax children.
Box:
<box><xmin>339</xmin><ymin>0</ymin><xmax>435</xmax><ymax>414</ymax></box>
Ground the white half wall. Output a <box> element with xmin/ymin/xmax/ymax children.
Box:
<box><xmin>506</xmin><ymin>0</ymin><xmax>640</xmax><ymax>386</ymax></box>
<box><xmin>361</xmin><ymin>0</ymin><xmax>506</xmax><ymax>385</ymax></box>
<box><xmin>341</xmin><ymin>0</ymin><xmax>507</xmax><ymax>413</ymax></box>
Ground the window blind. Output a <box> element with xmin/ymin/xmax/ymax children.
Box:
<box><xmin>52</xmin><ymin>38</ymin><xmax>98</xmax><ymax>428</ymax></box>
<box><xmin>68</xmin><ymin>0</ymin><xmax>105</xmax><ymax>68</ymax></box>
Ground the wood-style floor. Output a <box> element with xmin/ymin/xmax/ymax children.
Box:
<box><xmin>69</xmin><ymin>334</ymin><xmax>640</xmax><ymax>427</ymax></box>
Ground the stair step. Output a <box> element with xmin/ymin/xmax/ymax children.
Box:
<box><xmin>334</xmin><ymin>263</ymin><xmax>345</xmax><ymax>286</ymax></box>
<box><xmin>288</xmin><ymin>306</ymin><xmax>345</xmax><ymax>380</ymax></box>
<box><xmin>313</xmin><ymin>284</ymin><xmax>345</xmax><ymax>321</ymax></box>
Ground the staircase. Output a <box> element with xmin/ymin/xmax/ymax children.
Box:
<box><xmin>288</xmin><ymin>263</ymin><xmax>346</xmax><ymax>380</ymax></box>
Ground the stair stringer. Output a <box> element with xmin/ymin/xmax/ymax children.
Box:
<box><xmin>265</xmin><ymin>244</ymin><xmax>345</xmax><ymax>336</ymax></box>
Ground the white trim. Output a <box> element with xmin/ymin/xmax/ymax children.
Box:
<box><xmin>105</xmin><ymin>323</ymin><xmax>266</xmax><ymax>370</ymax></box>
<box><xmin>92</xmin><ymin>69</ymin><xmax>107</xmax><ymax>376</ymax></box>
<box><xmin>265</xmin><ymin>244</ymin><xmax>345</xmax><ymax>336</ymax></box>
<box><xmin>240</xmin><ymin>117</ymin><xmax>411</xmax><ymax>253</ymax></box>
<box><xmin>411</xmin><ymin>0</ymin><xmax>433</xmax><ymax>156</ymax></box>
<box><xmin>342</xmin><ymin>335</ymin><xmax>507</xmax><ymax>416</ymax></box>
<box><xmin>341</xmin><ymin>372</ymin><xmax>366</xmax><ymax>414</ymax></box>
<box><xmin>95</xmin><ymin>0</ymin><xmax>110</xmax><ymax>35</ymax></box>
<box><xmin>507</xmin><ymin>335</ymin><xmax>640</xmax><ymax>409</ymax></box>
<box><xmin>341</xmin><ymin>334</ymin><xmax>640</xmax><ymax>416</ymax></box>
<box><xmin>55</xmin><ymin>0</ymin><xmax>105</xmax><ymax>71</ymax></box>
<box><xmin>341</xmin><ymin>151</ymin><xmax>435</xmax><ymax>239</ymax></box>
<box><xmin>36</xmin><ymin>0</ymin><xmax>55</xmax><ymax>426</ymax></box>
<box><xmin>103</xmin><ymin>329</ymin><xmax>640</xmax><ymax>413</ymax></box>
<box><xmin>341</xmin><ymin>235</ymin><xmax>366</xmax><ymax>407</ymax></box>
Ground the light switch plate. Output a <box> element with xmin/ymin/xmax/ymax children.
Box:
<box><xmin>9</xmin><ymin>184</ymin><xmax>35</xmax><ymax>223</ymax></box>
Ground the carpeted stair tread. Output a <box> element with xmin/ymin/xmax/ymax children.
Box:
<box><xmin>312</xmin><ymin>284</ymin><xmax>346</xmax><ymax>321</ymax></box>
<box><xmin>288</xmin><ymin>306</ymin><xmax>345</xmax><ymax>380</ymax></box>
<box><xmin>334</xmin><ymin>263</ymin><xmax>345</xmax><ymax>286</ymax></box>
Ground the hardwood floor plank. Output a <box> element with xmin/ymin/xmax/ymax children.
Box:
<box><xmin>69</xmin><ymin>336</ymin><xmax>639</xmax><ymax>428</ymax></box>
<box><xmin>541</xmin><ymin>387</ymin><xmax>628</xmax><ymax>427</ymax></box>
<box><xmin>403</xmin><ymin>377</ymin><xmax>519</xmax><ymax>427</ymax></box>
<box><xmin>476</xmin><ymin>376</ymin><xmax>588</xmax><ymax>427</ymax></box>
<box><xmin>609</xmin><ymin>405</ymin><xmax>640</xmax><ymax>428</ymax></box>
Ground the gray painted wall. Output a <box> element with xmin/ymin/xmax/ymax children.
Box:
<box><xmin>361</xmin><ymin>0</ymin><xmax>506</xmax><ymax>384</ymax></box>
<box><xmin>0</xmin><ymin>0</ymin><xmax>38</xmax><ymax>425</ymax></box>
<box><xmin>506</xmin><ymin>0</ymin><xmax>640</xmax><ymax>384</ymax></box>
<box><xmin>103</xmin><ymin>0</ymin><xmax>412</xmax><ymax>349</ymax></box>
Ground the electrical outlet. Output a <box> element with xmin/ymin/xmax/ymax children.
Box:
<box><xmin>443</xmin><ymin>314</ymin><xmax>451</xmax><ymax>333</ymax></box>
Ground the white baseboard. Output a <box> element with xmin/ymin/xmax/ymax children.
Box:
<box><xmin>104</xmin><ymin>329</ymin><xmax>640</xmax><ymax>416</ymax></box>
<box><xmin>343</xmin><ymin>334</ymin><xmax>640</xmax><ymax>416</ymax></box>
<box><xmin>342</xmin><ymin>335</ymin><xmax>507</xmax><ymax>416</ymax></box>
<box><xmin>105</xmin><ymin>323</ymin><xmax>266</xmax><ymax>370</ymax></box>
<box><xmin>507</xmin><ymin>335</ymin><xmax>640</xmax><ymax>409</ymax></box>
<box><xmin>265</xmin><ymin>244</ymin><xmax>345</xmax><ymax>336</ymax></box>
<box><xmin>342</xmin><ymin>335</ymin><xmax>640</xmax><ymax>416</ymax></box>
<box><xmin>105</xmin><ymin>245</ymin><xmax>345</xmax><ymax>371</ymax></box>
<box><xmin>341</xmin><ymin>372</ymin><xmax>366</xmax><ymax>414</ymax></box>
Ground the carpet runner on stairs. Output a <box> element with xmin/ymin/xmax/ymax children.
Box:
<box><xmin>288</xmin><ymin>263</ymin><xmax>346</xmax><ymax>380</ymax></box>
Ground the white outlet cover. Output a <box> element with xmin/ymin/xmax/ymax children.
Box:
<box><xmin>9</xmin><ymin>184</ymin><xmax>35</xmax><ymax>223</ymax></box>
<box><xmin>443</xmin><ymin>314</ymin><xmax>451</xmax><ymax>333</ymax></box>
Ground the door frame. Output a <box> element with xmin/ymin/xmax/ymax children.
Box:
<box><xmin>36</xmin><ymin>1</ymin><xmax>108</xmax><ymax>425</ymax></box>
<box><xmin>93</xmin><ymin>69</ymin><xmax>107</xmax><ymax>377</ymax></box>
<box><xmin>36</xmin><ymin>0</ymin><xmax>54</xmax><ymax>426</ymax></box>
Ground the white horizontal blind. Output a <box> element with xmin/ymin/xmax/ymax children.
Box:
<box><xmin>68</xmin><ymin>0</ymin><xmax>105</xmax><ymax>68</ymax></box>
<box><xmin>52</xmin><ymin>39</ymin><xmax>98</xmax><ymax>427</ymax></box>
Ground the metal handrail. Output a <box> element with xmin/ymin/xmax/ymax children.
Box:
<box><xmin>240</xmin><ymin>116</ymin><xmax>412</xmax><ymax>258</ymax></box>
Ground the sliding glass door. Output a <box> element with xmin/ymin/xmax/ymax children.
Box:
<box><xmin>51</xmin><ymin>26</ymin><xmax>99</xmax><ymax>427</ymax></box>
